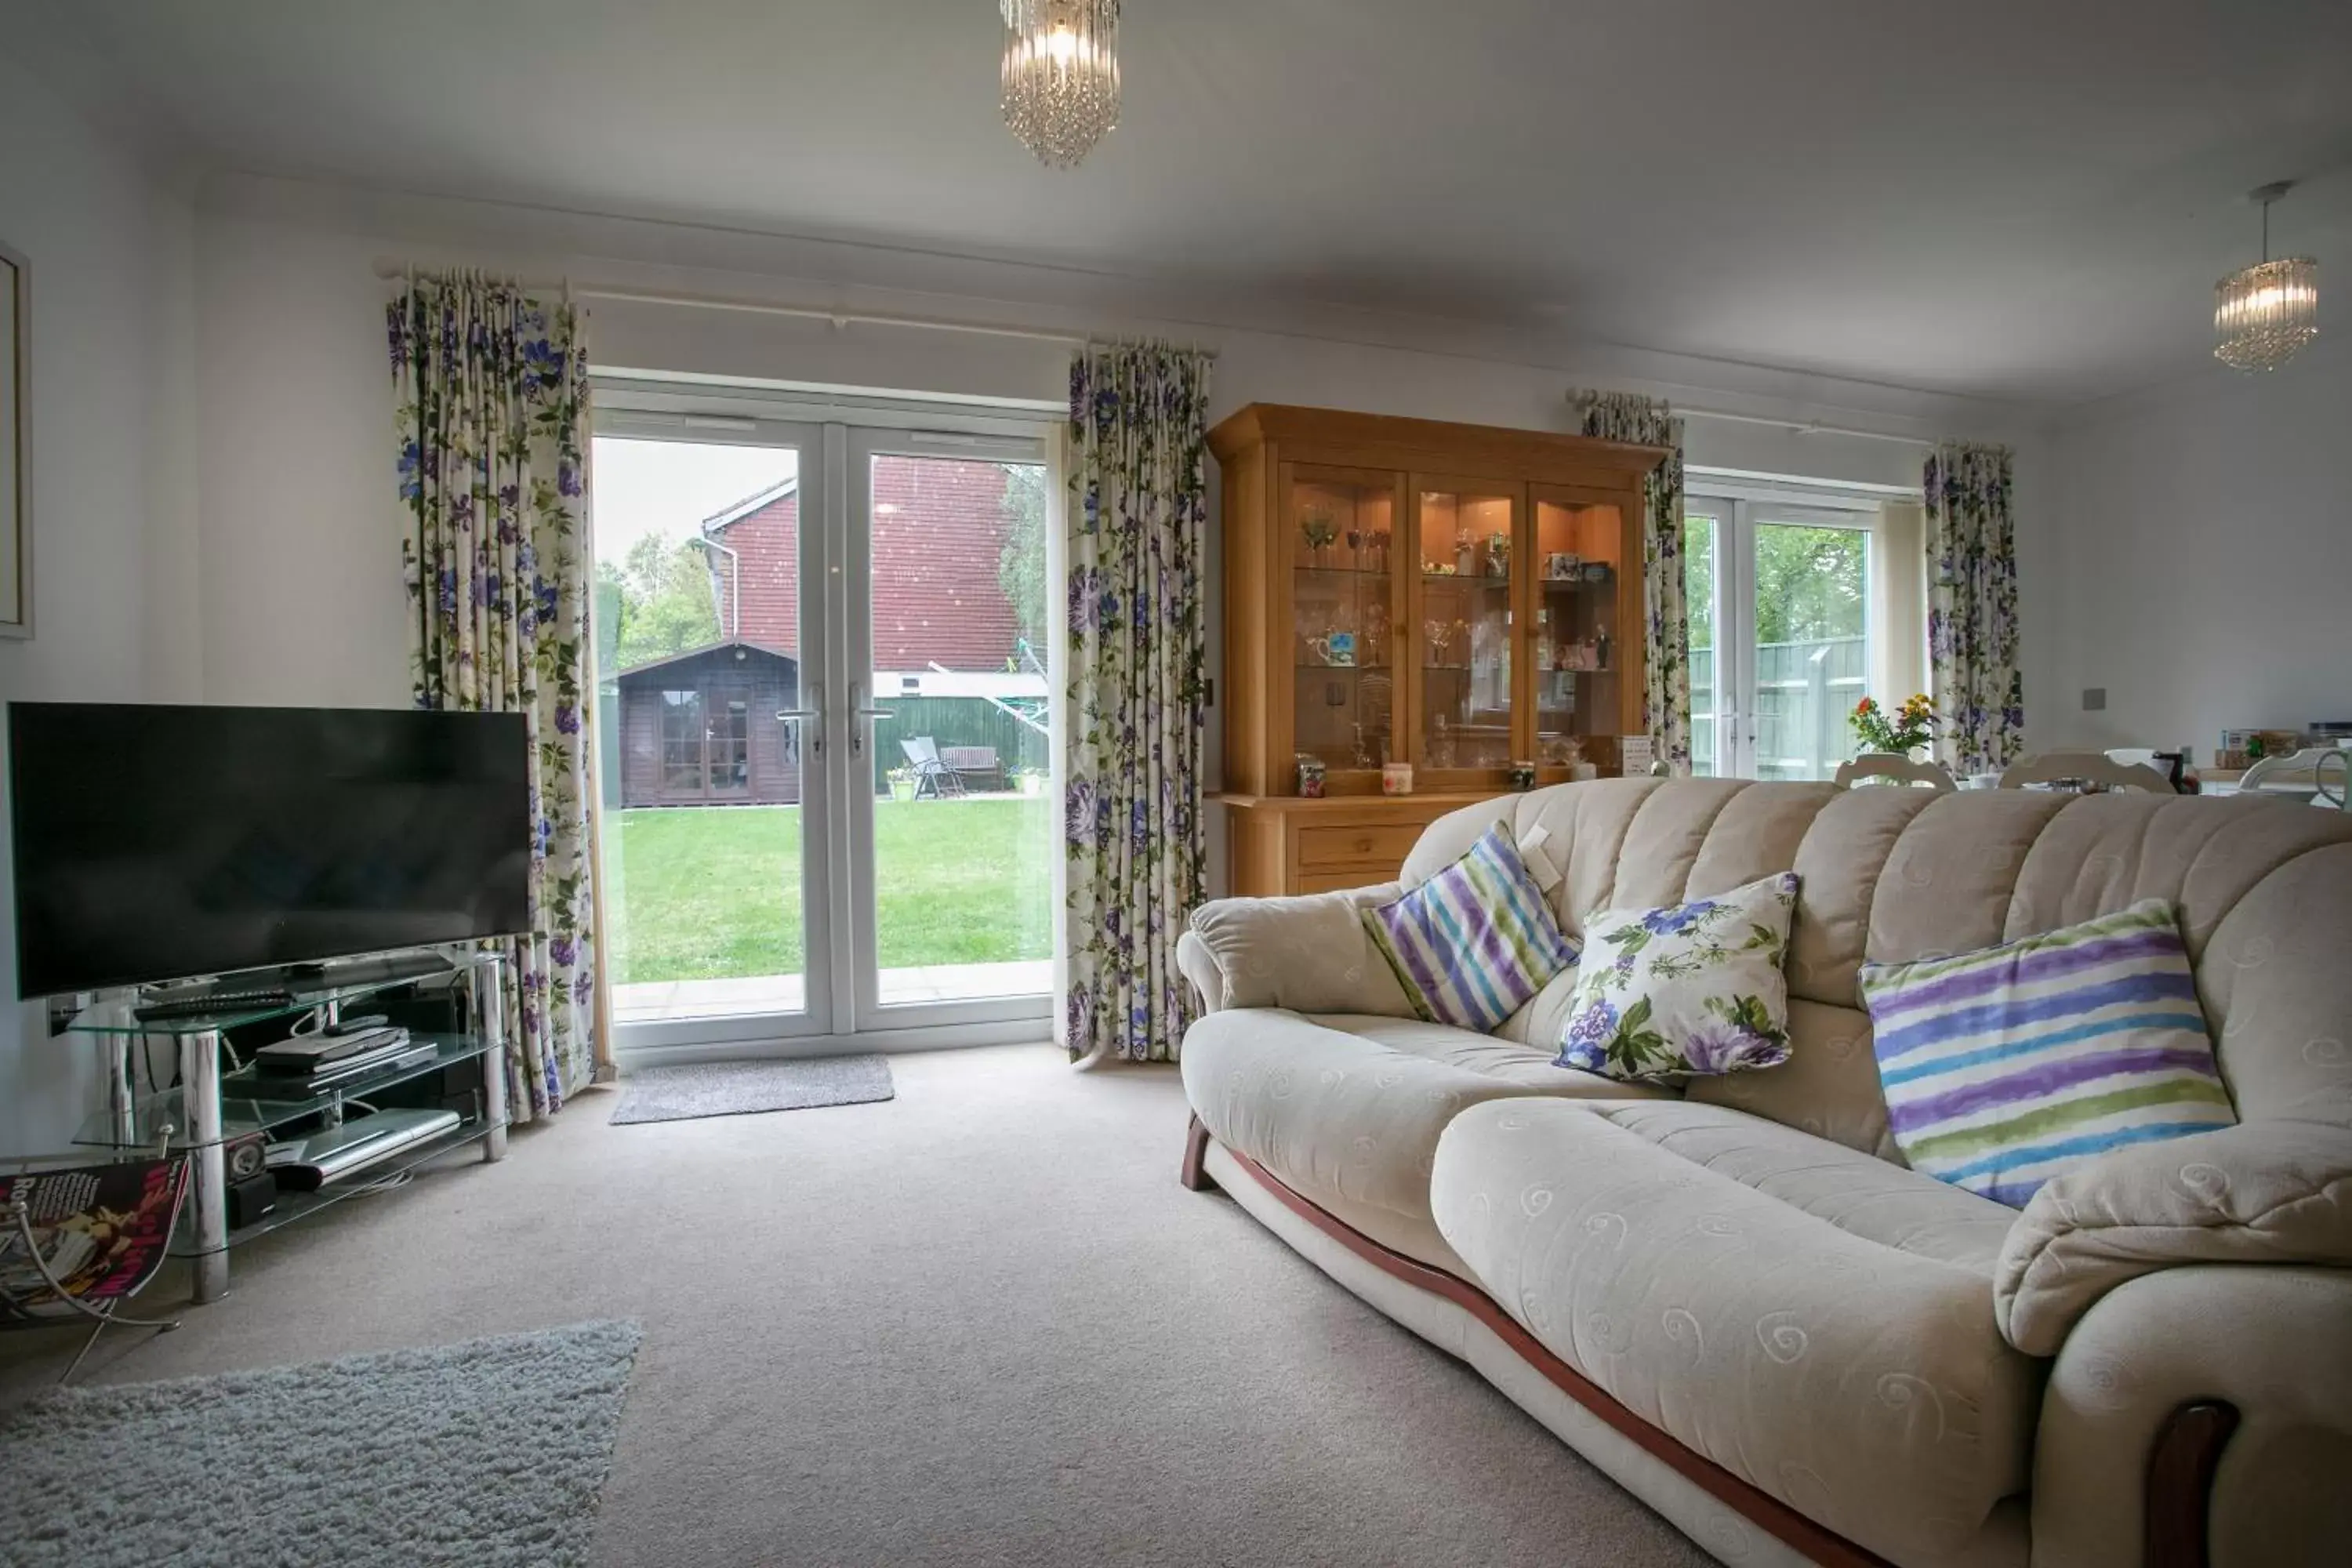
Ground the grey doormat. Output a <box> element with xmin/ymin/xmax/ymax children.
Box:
<box><xmin>0</xmin><ymin>1319</ymin><xmax>642</xmax><ymax>1568</ymax></box>
<box><xmin>611</xmin><ymin>1054</ymin><xmax>895</xmax><ymax>1124</ymax></box>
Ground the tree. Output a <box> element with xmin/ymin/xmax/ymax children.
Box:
<box><xmin>602</xmin><ymin>534</ymin><xmax>722</xmax><ymax>673</ymax></box>
<box><xmin>1753</xmin><ymin>526</ymin><xmax>1864</xmax><ymax>645</ymax></box>
<box><xmin>997</xmin><ymin>463</ymin><xmax>1050</xmax><ymax>659</ymax></box>
<box><xmin>1679</xmin><ymin>518</ymin><xmax>1864</xmax><ymax>648</ymax></box>
<box><xmin>1682</xmin><ymin>517</ymin><xmax>1715</xmax><ymax>652</ymax></box>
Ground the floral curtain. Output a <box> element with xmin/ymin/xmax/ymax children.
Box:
<box><xmin>1573</xmin><ymin>390</ymin><xmax>1690</xmax><ymax>774</ymax></box>
<box><xmin>1063</xmin><ymin>343</ymin><xmax>1213</xmax><ymax>1063</ymax></box>
<box><xmin>1924</xmin><ymin>441</ymin><xmax>2023</xmax><ymax>776</ymax></box>
<box><xmin>388</xmin><ymin>273</ymin><xmax>597</xmax><ymax>1120</ymax></box>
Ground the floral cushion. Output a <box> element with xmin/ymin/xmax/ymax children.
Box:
<box><xmin>1555</xmin><ymin>872</ymin><xmax>1801</xmax><ymax>1080</ymax></box>
<box><xmin>1362</xmin><ymin>822</ymin><xmax>1577</xmax><ymax>1032</ymax></box>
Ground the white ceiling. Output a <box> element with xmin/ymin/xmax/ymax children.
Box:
<box><xmin>46</xmin><ymin>0</ymin><xmax>2352</xmax><ymax>406</ymax></box>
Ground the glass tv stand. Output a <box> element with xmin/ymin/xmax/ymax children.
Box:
<box><xmin>65</xmin><ymin>949</ymin><xmax>509</xmax><ymax>1305</ymax></box>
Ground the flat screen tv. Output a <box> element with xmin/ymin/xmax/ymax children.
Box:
<box><xmin>8</xmin><ymin>703</ymin><xmax>532</xmax><ymax>998</ymax></box>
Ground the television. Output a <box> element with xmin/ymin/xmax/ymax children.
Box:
<box><xmin>8</xmin><ymin>703</ymin><xmax>532</xmax><ymax>998</ymax></box>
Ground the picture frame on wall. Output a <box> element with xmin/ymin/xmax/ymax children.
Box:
<box><xmin>0</xmin><ymin>238</ymin><xmax>25</xmax><ymax>638</ymax></box>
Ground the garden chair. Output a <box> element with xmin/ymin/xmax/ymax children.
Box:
<box><xmin>900</xmin><ymin>737</ymin><xmax>967</xmax><ymax>799</ymax></box>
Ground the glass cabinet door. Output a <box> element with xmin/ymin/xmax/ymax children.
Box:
<box><xmin>1530</xmin><ymin>489</ymin><xmax>1632</xmax><ymax>776</ymax></box>
<box><xmin>1410</xmin><ymin>479</ymin><xmax>1523</xmax><ymax>781</ymax></box>
<box><xmin>1287</xmin><ymin>467</ymin><xmax>1402</xmax><ymax>789</ymax></box>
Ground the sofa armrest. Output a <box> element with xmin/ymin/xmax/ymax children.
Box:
<box><xmin>1183</xmin><ymin>887</ymin><xmax>1415</xmax><ymax>1018</ymax></box>
<box><xmin>1175</xmin><ymin>930</ymin><xmax>1227</xmax><ymax>1014</ymax></box>
<box><xmin>2032</xmin><ymin>1265</ymin><xmax>2352</xmax><ymax>1568</ymax></box>
<box><xmin>1994</xmin><ymin>1120</ymin><xmax>2352</xmax><ymax>1356</ymax></box>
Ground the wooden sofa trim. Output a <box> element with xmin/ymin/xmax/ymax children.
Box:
<box><xmin>1187</xmin><ymin>1115</ymin><xmax>1890</xmax><ymax>1568</ymax></box>
<box><xmin>2146</xmin><ymin>1402</ymin><xmax>2238</xmax><ymax>1568</ymax></box>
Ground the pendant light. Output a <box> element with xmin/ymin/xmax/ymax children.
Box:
<box><xmin>2214</xmin><ymin>181</ymin><xmax>2320</xmax><ymax>373</ymax></box>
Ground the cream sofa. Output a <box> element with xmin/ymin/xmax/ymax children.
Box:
<box><xmin>1175</xmin><ymin>779</ymin><xmax>2352</xmax><ymax>1568</ymax></box>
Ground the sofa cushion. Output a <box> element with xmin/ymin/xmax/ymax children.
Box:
<box><xmin>1430</xmin><ymin>1097</ymin><xmax>2039</xmax><ymax>1566</ymax></box>
<box><xmin>1557</xmin><ymin>871</ymin><xmax>1802</xmax><ymax>1080</ymax></box>
<box><xmin>1178</xmin><ymin>1008</ymin><xmax>1658</xmax><ymax>1276</ymax></box>
<box><xmin>1860</xmin><ymin>898</ymin><xmax>2235</xmax><ymax>1207</ymax></box>
<box><xmin>1361</xmin><ymin>822</ymin><xmax>1576</xmax><ymax>1031</ymax></box>
<box><xmin>1577</xmin><ymin>1099</ymin><xmax>2017</xmax><ymax>1271</ymax></box>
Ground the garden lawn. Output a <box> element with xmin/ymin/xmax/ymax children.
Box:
<box><xmin>606</xmin><ymin>799</ymin><xmax>1053</xmax><ymax>985</ymax></box>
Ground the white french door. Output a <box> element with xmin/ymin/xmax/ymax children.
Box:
<box><xmin>1685</xmin><ymin>489</ymin><xmax>1886</xmax><ymax>782</ymax></box>
<box><xmin>844</xmin><ymin>427</ymin><xmax>1054</xmax><ymax>1034</ymax></box>
<box><xmin>593</xmin><ymin>390</ymin><xmax>1057</xmax><ymax>1060</ymax></box>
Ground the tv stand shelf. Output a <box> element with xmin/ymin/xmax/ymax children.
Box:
<box><xmin>71</xmin><ymin>1032</ymin><xmax>498</xmax><ymax>1152</ymax></box>
<box><xmin>205</xmin><ymin>1115</ymin><xmax>499</xmax><ymax>1253</ymax></box>
<box><xmin>64</xmin><ymin>949</ymin><xmax>510</xmax><ymax>1305</ymax></box>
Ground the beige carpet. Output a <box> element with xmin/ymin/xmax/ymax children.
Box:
<box><xmin>0</xmin><ymin>1044</ymin><xmax>1705</xmax><ymax>1567</ymax></box>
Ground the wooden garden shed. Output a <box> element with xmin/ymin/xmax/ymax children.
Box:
<box><xmin>615</xmin><ymin>641</ymin><xmax>803</xmax><ymax>808</ymax></box>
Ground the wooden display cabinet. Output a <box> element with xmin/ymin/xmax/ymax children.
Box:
<box><xmin>1209</xmin><ymin>405</ymin><xmax>1664</xmax><ymax>895</ymax></box>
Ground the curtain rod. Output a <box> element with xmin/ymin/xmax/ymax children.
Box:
<box><xmin>1674</xmin><ymin>405</ymin><xmax>1938</xmax><ymax>448</ymax></box>
<box><xmin>372</xmin><ymin>261</ymin><xmax>1230</xmax><ymax>355</ymax></box>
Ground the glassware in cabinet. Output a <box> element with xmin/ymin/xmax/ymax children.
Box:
<box><xmin>1411</xmin><ymin>481</ymin><xmax>1519</xmax><ymax>778</ymax></box>
<box><xmin>1531</xmin><ymin>492</ymin><xmax>1632</xmax><ymax>771</ymax></box>
<box><xmin>1289</xmin><ymin>472</ymin><xmax>1399</xmax><ymax>782</ymax></box>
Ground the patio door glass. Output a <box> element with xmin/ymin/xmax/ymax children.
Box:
<box><xmin>595</xmin><ymin>405</ymin><xmax>1057</xmax><ymax>1051</ymax></box>
<box><xmin>848</xmin><ymin>436</ymin><xmax>1054</xmax><ymax>1017</ymax></box>
<box><xmin>1684</xmin><ymin>494</ymin><xmax>1874</xmax><ymax>781</ymax></box>
<box><xmin>593</xmin><ymin>429</ymin><xmax>831</xmax><ymax>1033</ymax></box>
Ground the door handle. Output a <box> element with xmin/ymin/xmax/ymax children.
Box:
<box><xmin>848</xmin><ymin>683</ymin><xmax>887</xmax><ymax>760</ymax></box>
<box><xmin>777</xmin><ymin>706</ymin><xmax>822</xmax><ymax>759</ymax></box>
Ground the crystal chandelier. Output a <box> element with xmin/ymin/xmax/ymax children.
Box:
<box><xmin>2214</xmin><ymin>181</ymin><xmax>2319</xmax><ymax>373</ymax></box>
<box><xmin>1000</xmin><ymin>0</ymin><xmax>1120</xmax><ymax>169</ymax></box>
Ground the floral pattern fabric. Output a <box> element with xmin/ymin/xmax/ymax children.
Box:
<box><xmin>1555</xmin><ymin>872</ymin><xmax>1800</xmax><ymax>1082</ymax></box>
<box><xmin>1064</xmin><ymin>343</ymin><xmax>1213</xmax><ymax>1062</ymax></box>
<box><xmin>389</xmin><ymin>273</ymin><xmax>597</xmax><ymax>1119</ymax></box>
<box><xmin>1925</xmin><ymin>441</ymin><xmax>2023</xmax><ymax>776</ymax></box>
<box><xmin>1574</xmin><ymin>390</ymin><xmax>1690</xmax><ymax>775</ymax></box>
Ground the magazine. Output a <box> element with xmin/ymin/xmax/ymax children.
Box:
<box><xmin>0</xmin><ymin>1159</ymin><xmax>186</xmax><ymax>1318</ymax></box>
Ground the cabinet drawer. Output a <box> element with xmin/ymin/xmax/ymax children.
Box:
<box><xmin>1294</xmin><ymin>869</ymin><xmax>1390</xmax><ymax>895</ymax></box>
<box><xmin>1294</xmin><ymin>822</ymin><xmax>1421</xmax><ymax>869</ymax></box>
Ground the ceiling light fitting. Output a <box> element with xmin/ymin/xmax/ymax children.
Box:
<box><xmin>2214</xmin><ymin>180</ymin><xmax>2319</xmax><ymax>373</ymax></box>
<box><xmin>1000</xmin><ymin>0</ymin><xmax>1120</xmax><ymax>169</ymax></box>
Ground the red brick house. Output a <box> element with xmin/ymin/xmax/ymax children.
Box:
<box><xmin>695</xmin><ymin>456</ymin><xmax>1024</xmax><ymax>666</ymax></box>
<box><xmin>612</xmin><ymin>456</ymin><xmax>1032</xmax><ymax>808</ymax></box>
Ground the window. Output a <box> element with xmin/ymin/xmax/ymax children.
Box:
<box><xmin>1684</xmin><ymin>483</ymin><xmax>1924</xmax><ymax>782</ymax></box>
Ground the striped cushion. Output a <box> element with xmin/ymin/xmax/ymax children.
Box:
<box><xmin>1362</xmin><ymin>822</ymin><xmax>1577</xmax><ymax>1032</ymax></box>
<box><xmin>1859</xmin><ymin>899</ymin><xmax>2236</xmax><ymax>1208</ymax></box>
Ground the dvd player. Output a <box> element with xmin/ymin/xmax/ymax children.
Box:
<box><xmin>267</xmin><ymin>1108</ymin><xmax>460</xmax><ymax>1191</ymax></box>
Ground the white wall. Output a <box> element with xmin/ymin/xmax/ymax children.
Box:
<box><xmin>2043</xmin><ymin>336</ymin><xmax>2351</xmax><ymax>757</ymax></box>
<box><xmin>0</xmin><ymin>51</ymin><xmax>198</xmax><ymax>1155</ymax></box>
<box><xmin>191</xmin><ymin>174</ymin><xmax>2037</xmax><ymax>713</ymax></box>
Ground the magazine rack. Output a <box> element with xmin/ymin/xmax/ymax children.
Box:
<box><xmin>0</xmin><ymin>1138</ymin><xmax>190</xmax><ymax>1383</ymax></box>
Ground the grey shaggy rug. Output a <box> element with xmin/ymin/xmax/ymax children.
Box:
<box><xmin>0</xmin><ymin>1319</ymin><xmax>642</xmax><ymax>1568</ymax></box>
<box><xmin>611</xmin><ymin>1054</ymin><xmax>895</xmax><ymax>1124</ymax></box>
